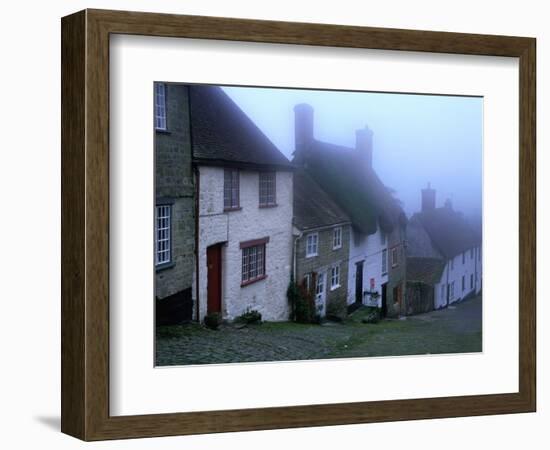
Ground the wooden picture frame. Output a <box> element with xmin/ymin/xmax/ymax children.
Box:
<box><xmin>61</xmin><ymin>9</ymin><xmax>536</xmax><ymax>441</ymax></box>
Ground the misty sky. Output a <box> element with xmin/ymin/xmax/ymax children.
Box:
<box><xmin>222</xmin><ymin>86</ymin><xmax>482</xmax><ymax>219</ymax></box>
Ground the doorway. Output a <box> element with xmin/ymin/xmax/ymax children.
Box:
<box><xmin>206</xmin><ymin>244</ymin><xmax>222</xmax><ymax>314</ymax></box>
<box><xmin>381</xmin><ymin>282</ymin><xmax>388</xmax><ymax>317</ymax></box>
<box><xmin>355</xmin><ymin>261</ymin><xmax>364</xmax><ymax>305</ymax></box>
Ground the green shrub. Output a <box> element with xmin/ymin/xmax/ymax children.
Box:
<box><xmin>204</xmin><ymin>312</ymin><xmax>222</xmax><ymax>330</ymax></box>
<box><xmin>287</xmin><ymin>278</ymin><xmax>316</xmax><ymax>324</ymax></box>
<box><xmin>361</xmin><ymin>308</ymin><xmax>381</xmax><ymax>324</ymax></box>
<box><xmin>236</xmin><ymin>308</ymin><xmax>262</xmax><ymax>324</ymax></box>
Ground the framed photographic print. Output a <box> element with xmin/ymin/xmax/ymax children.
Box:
<box><xmin>61</xmin><ymin>9</ymin><xmax>536</xmax><ymax>441</ymax></box>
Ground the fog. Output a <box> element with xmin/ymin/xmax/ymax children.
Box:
<box><xmin>223</xmin><ymin>86</ymin><xmax>482</xmax><ymax>220</ymax></box>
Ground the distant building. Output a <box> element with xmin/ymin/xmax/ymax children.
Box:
<box><xmin>292</xmin><ymin>104</ymin><xmax>408</xmax><ymax>318</ymax></box>
<box><xmin>405</xmin><ymin>184</ymin><xmax>482</xmax><ymax>313</ymax></box>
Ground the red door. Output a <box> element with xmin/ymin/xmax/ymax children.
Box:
<box><xmin>206</xmin><ymin>244</ymin><xmax>222</xmax><ymax>314</ymax></box>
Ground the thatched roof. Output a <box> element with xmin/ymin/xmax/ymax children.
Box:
<box><xmin>412</xmin><ymin>207</ymin><xmax>481</xmax><ymax>259</ymax></box>
<box><xmin>295</xmin><ymin>140</ymin><xmax>406</xmax><ymax>235</ymax></box>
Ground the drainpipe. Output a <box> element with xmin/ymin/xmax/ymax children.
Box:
<box><xmin>292</xmin><ymin>228</ymin><xmax>303</xmax><ymax>281</ymax></box>
<box><xmin>194</xmin><ymin>165</ymin><xmax>200</xmax><ymax>322</ymax></box>
<box><xmin>446</xmin><ymin>258</ymin><xmax>450</xmax><ymax>307</ymax></box>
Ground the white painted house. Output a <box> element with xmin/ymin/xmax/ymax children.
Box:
<box><xmin>406</xmin><ymin>185</ymin><xmax>482</xmax><ymax>312</ymax></box>
<box><xmin>189</xmin><ymin>86</ymin><xmax>294</xmax><ymax>322</ymax></box>
<box><xmin>347</xmin><ymin>224</ymin><xmax>388</xmax><ymax>308</ymax></box>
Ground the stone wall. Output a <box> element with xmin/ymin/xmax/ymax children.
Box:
<box><xmin>405</xmin><ymin>281</ymin><xmax>434</xmax><ymax>315</ymax></box>
<box><xmin>385</xmin><ymin>223</ymin><xmax>407</xmax><ymax>317</ymax></box>
<box><xmin>198</xmin><ymin>166</ymin><xmax>293</xmax><ymax>322</ymax></box>
<box><xmin>295</xmin><ymin>224</ymin><xmax>350</xmax><ymax>318</ymax></box>
<box><xmin>154</xmin><ymin>84</ymin><xmax>195</xmax><ymax>322</ymax></box>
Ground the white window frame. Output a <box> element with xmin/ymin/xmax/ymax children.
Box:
<box><xmin>315</xmin><ymin>272</ymin><xmax>325</xmax><ymax>296</ymax></box>
<box><xmin>241</xmin><ymin>243</ymin><xmax>266</xmax><ymax>284</ymax></box>
<box><xmin>306</xmin><ymin>233</ymin><xmax>319</xmax><ymax>258</ymax></box>
<box><xmin>154</xmin><ymin>83</ymin><xmax>167</xmax><ymax>131</ymax></box>
<box><xmin>155</xmin><ymin>204</ymin><xmax>171</xmax><ymax>266</ymax></box>
<box><xmin>332</xmin><ymin>226</ymin><xmax>342</xmax><ymax>250</ymax></box>
<box><xmin>382</xmin><ymin>248</ymin><xmax>388</xmax><ymax>274</ymax></box>
<box><xmin>330</xmin><ymin>264</ymin><xmax>340</xmax><ymax>290</ymax></box>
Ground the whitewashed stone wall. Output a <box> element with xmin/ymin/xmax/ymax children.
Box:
<box><xmin>198</xmin><ymin>166</ymin><xmax>293</xmax><ymax>322</ymax></box>
<box><xmin>434</xmin><ymin>245</ymin><xmax>482</xmax><ymax>309</ymax></box>
<box><xmin>347</xmin><ymin>223</ymin><xmax>388</xmax><ymax>307</ymax></box>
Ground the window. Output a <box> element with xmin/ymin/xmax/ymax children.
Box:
<box><xmin>154</xmin><ymin>83</ymin><xmax>167</xmax><ymax>131</ymax></box>
<box><xmin>224</xmin><ymin>169</ymin><xmax>240</xmax><ymax>210</ymax></box>
<box><xmin>330</xmin><ymin>265</ymin><xmax>340</xmax><ymax>290</ymax></box>
<box><xmin>332</xmin><ymin>227</ymin><xmax>342</xmax><ymax>249</ymax></box>
<box><xmin>462</xmin><ymin>252</ymin><xmax>465</xmax><ymax>264</ymax></box>
<box><xmin>316</xmin><ymin>273</ymin><xmax>325</xmax><ymax>296</ymax></box>
<box><xmin>381</xmin><ymin>249</ymin><xmax>388</xmax><ymax>274</ymax></box>
<box><xmin>462</xmin><ymin>275</ymin><xmax>465</xmax><ymax>291</ymax></box>
<box><xmin>306</xmin><ymin>233</ymin><xmax>318</xmax><ymax>257</ymax></box>
<box><xmin>155</xmin><ymin>204</ymin><xmax>171</xmax><ymax>265</ymax></box>
<box><xmin>259</xmin><ymin>171</ymin><xmax>276</xmax><ymax>207</ymax></box>
<box><xmin>440</xmin><ymin>284</ymin><xmax>445</xmax><ymax>300</ymax></box>
<box><xmin>470</xmin><ymin>273</ymin><xmax>474</xmax><ymax>289</ymax></box>
<box><xmin>391</xmin><ymin>247</ymin><xmax>399</xmax><ymax>267</ymax></box>
<box><xmin>241</xmin><ymin>243</ymin><xmax>266</xmax><ymax>284</ymax></box>
<box><xmin>449</xmin><ymin>281</ymin><xmax>455</xmax><ymax>299</ymax></box>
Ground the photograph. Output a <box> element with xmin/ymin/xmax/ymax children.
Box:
<box><xmin>153</xmin><ymin>83</ymin><xmax>483</xmax><ymax>367</ymax></box>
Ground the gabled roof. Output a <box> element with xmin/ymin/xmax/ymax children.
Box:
<box><xmin>412</xmin><ymin>207</ymin><xmax>481</xmax><ymax>259</ymax></box>
<box><xmin>293</xmin><ymin>168</ymin><xmax>351</xmax><ymax>231</ymax></box>
<box><xmin>295</xmin><ymin>140</ymin><xmax>406</xmax><ymax>235</ymax></box>
<box><xmin>189</xmin><ymin>86</ymin><xmax>292</xmax><ymax>170</ymax></box>
<box><xmin>406</xmin><ymin>257</ymin><xmax>446</xmax><ymax>285</ymax></box>
<box><xmin>406</xmin><ymin>215</ymin><xmax>443</xmax><ymax>259</ymax></box>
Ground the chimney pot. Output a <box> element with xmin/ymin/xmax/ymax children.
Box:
<box><xmin>294</xmin><ymin>103</ymin><xmax>314</xmax><ymax>155</ymax></box>
<box><xmin>356</xmin><ymin>125</ymin><xmax>374</xmax><ymax>169</ymax></box>
<box><xmin>421</xmin><ymin>182</ymin><xmax>436</xmax><ymax>212</ymax></box>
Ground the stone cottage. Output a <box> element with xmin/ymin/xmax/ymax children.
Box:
<box><xmin>292</xmin><ymin>104</ymin><xmax>408</xmax><ymax>318</ymax></box>
<box><xmin>406</xmin><ymin>184</ymin><xmax>482</xmax><ymax>312</ymax></box>
<box><xmin>189</xmin><ymin>86</ymin><xmax>294</xmax><ymax>322</ymax></box>
<box><xmin>154</xmin><ymin>82</ymin><xmax>195</xmax><ymax>325</ymax></box>
<box><xmin>292</xmin><ymin>167</ymin><xmax>352</xmax><ymax>319</ymax></box>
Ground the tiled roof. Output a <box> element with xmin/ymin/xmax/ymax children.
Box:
<box><xmin>406</xmin><ymin>257</ymin><xmax>446</xmax><ymax>285</ymax></box>
<box><xmin>293</xmin><ymin>168</ymin><xmax>351</xmax><ymax>230</ymax></box>
<box><xmin>189</xmin><ymin>86</ymin><xmax>292</xmax><ymax>170</ymax></box>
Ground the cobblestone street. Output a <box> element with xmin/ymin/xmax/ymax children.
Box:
<box><xmin>155</xmin><ymin>295</ymin><xmax>482</xmax><ymax>366</ymax></box>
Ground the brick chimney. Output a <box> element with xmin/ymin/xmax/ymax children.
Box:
<box><xmin>421</xmin><ymin>182</ymin><xmax>436</xmax><ymax>212</ymax></box>
<box><xmin>294</xmin><ymin>103</ymin><xmax>314</xmax><ymax>155</ymax></box>
<box><xmin>356</xmin><ymin>125</ymin><xmax>373</xmax><ymax>169</ymax></box>
<box><xmin>444</xmin><ymin>198</ymin><xmax>453</xmax><ymax>210</ymax></box>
